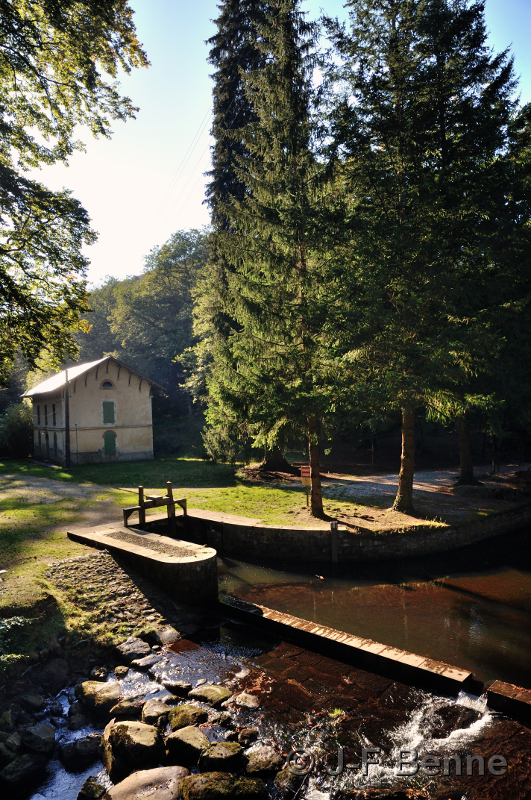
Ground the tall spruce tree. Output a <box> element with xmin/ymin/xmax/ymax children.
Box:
<box><xmin>205</xmin><ymin>0</ymin><xmax>339</xmax><ymax>516</ymax></box>
<box><xmin>190</xmin><ymin>1</ymin><xmax>267</xmax><ymax>454</ymax></box>
<box><xmin>327</xmin><ymin>0</ymin><xmax>529</xmax><ymax>512</ymax></box>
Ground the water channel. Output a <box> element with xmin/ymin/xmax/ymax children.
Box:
<box><xmin>219</xmin><ymin>524</ymin><xmax>531</xmax><ymax>688</ymax></box>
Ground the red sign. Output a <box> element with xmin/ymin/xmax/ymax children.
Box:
<box><xmin>300</xmin><ymin>465</ymin><xmax>311</xmax><ymax>478</ymax></box>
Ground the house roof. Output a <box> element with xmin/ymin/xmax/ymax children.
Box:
<box><xmin>22</xmin><ymin>356</ymin><xmax>165</xmax><ymax>397</ymax></box>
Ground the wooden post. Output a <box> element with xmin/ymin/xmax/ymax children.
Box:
<box><xmin>138</xmin><ymin>486</ymin><xmax>146</xmax><ymax>527</ymax></box>
<box><xmin>330</xmin><ymin>521</ymin><xmax>338</xmax><ymax>563</ymax></box>
<box><xmin>166</xmin><ymin>481</ymin><xmax>176</xmax><ymax>535</ymax></box>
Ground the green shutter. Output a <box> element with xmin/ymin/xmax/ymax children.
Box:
<box><xmin>104</xmin><ymin>431</ymin><xmax>116</xmax><ymax>456</ymax></box>
<box><xmin>102</xmin><ymin>401</ymin><xmax>115</xmax><ymax>424</ymax></box>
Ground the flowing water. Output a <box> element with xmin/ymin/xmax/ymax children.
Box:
<box><xmin>218</xmin><ymin>524</ymin><xmax>531</xmax><ymax>687</ymax></box>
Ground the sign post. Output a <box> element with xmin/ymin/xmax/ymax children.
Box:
<box><xmin>300</xmin><ymin>465</ymin><xmax>311</xmax><ymax>507</ymax></box>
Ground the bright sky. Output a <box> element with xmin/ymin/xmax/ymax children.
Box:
<box><xmin>34</xmin><ymin>0</ymin><xmax>531</xmax><ymax>286</ymax></box>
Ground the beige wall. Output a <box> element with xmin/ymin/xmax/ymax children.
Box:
<box><xmin>32</xmin><ymin>359</ymin><xmax>154</xmax><ymax>465</ymax></box>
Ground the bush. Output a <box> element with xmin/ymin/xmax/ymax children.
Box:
<box><xmin>0</xmin><ymin>402</ymin><xmax>33</xmax><ymax>458</ymax></box>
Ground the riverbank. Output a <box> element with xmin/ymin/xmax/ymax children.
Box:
<box><xmin>1</xmin><ymin>550</ymin><xmax>530</xmax><ymax>800</ymax></box>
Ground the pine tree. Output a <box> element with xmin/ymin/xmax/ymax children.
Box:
<box><xmin>327</xmin><ymin>0</ymin><xmax>529</xmax><ymax>512</ymax></box>
<box><xmin>205</xmin><ymin>0</ymin><xmax>340</xmax><ymax>516</ymax></box>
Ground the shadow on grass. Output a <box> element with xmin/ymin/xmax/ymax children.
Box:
<box><xmin>0</xmin><ymin>457</ymin><xmax>239</xmax><ymax>489</ymax></box>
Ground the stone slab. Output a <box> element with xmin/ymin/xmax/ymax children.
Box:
<box><xmin>67</xmin><ymin>526</ymin><xmax>217</xmax><ymax>602</ymax></box>
<box><xmin>487</xmin><ymin>680</ymin><xmax>531</xmax><ymax>722</ymax></box>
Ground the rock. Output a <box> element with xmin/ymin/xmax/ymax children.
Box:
<box><xmin>75</xmin><ymin>681</ymin><xmax>122</xmax><ymax>714</ymax></box>
<box><xmin>69</xmin><ymin>714</ymin><xmax>89</xmax><ymax>731</ymax></box>
<box><xmin>180</xmin><ymin>773</ymin><xmax>267</xmax><ymax>800</ymax></box>
<box><xmin>51</xmin><ymin>716</ymin><xmax>67</xmax><ymax>728</ymax></box>
<box><xmin>431</xmin><ymin>704</ymin><xmax>482</xmax><ymax>739</ymax></box>
<box><xmin>0</xmin><ymin>742</ymin><xmax>16</xmax><ymax>768</ymax></box>
<box><xmin>20</xmin><ymin>693</ymin><xmax>45</xmax><ymax>711</ymax></box>
<box><xmin>102</xmin><ymin>719</ymin><xmax>164</xmax><ymax>784</ymax></box>
<box><xmin>48</xmin><ymin>700</ymin><xmax>64</xmax><ymax>716</ymax></box>
<box><xmin>198</xmin><ymin>742</ymin><xmax>243</xmax><ymax>772</ymax></box>
<box><xmin>154</xmin><ymin>626</ymin><xmax>181</xmax><ymax>646</ymax></box>
<box><xmin>59</xmin><ymin>734</ymin><xmax>101</xmax><ymax>771</ymax></box>
<box><xmin>116</xmin><ymin>637</ymin><xmax>151</xmax><ymax>664</ymax></box>
<box><xmin>103</xmin><ymin>766</ymin><xmax>189</xmax><ymax>799</ymax></box>
<box><xmin>233</xmin><ymin>692</ymin><xmax>260</xmax><ymax>709</ymax></box>
<box><xmin>224</xmin><ymin>731</ymin><xmax>239</xmax><ymax>742</ymax></box>
<box><xmin>22</xmin><ymin>722</ymin><xmax>56</xmax><ymax>755</ymax></box>
<box><xmin>78</xmin><ymin>775</ymin><xmax>107</xmax><ymax>799</ymax></box>
<box><xmin>0</xmin><ymin>710</ymin><xmax>14</xmax><ymax>732</ymax></box>
<box><xmin>274</xmin><ymin>768</ymin><xmax>303</xmax><ymax>798</ymax></box>
<box><xmin>90</xmin><ymin>666</ymin><xmax>109</xmax><ymax>680</ymax></box>
<box><xmin>168</xmin><ymin>704</ymin><xmax>208</xmax><ymax>730</ymax></box>
<box><xmin>142</xmin><ymin>700</ymin><xmax>170</xmax><ymax>726</ymax></box>
<box><xmin>131</xmin><ymin>654</ymin><xmax>163</xmax><ymax>672</ymax></box>
<box><xmin>163</xmin><ymin>680</ymin><xmax>192</xmax><ymax>697</ymax></box>
<box><xmin>32</xmin><ymin>657</ymin><xmax>69</xmax><ymax>694</ymax></box>
<box><xmin>238</xmin><ymin>727</ymin><xmax>259</xmax><ymax>745</ymax></box>
<box><xmin>188</xmin><ymin>685</ymin><xmax>231</xmax><ymax>708</ymax></box>
<box><xmin>195</xmin><ymin>679</ymin><xmax>207</xmax><ymax>687</ymax></box>
<box><xmin>114</xmin><ymin>666</ymin><xmax>129</xmax><ymax>678</ymax></box>
<box><xmin>246</xmin><ymin>745</ymin><xmax>283</xmax><ymax>775</ymax></box>
<box><xmin>110</xmin><ymin>698</ymin><xmax>144</xmax><ymax>721</ymax></box>
<box><xmin>0</xmin><ymin>753</ymin><xmax>47</xmax><ymax>795</ymax></box>
<box><xmin>5</xmin><ymin>731</ymin><xmax>22</xmax><ymax>753</ymax></box>
<box><xmin>165</xmin><ymin>726</ymin><xmax>210</xmax><ymax>766</ymax></box>
<box><xmin>210</xmin><ymin>712</ymin><xmax>233</xmax><ymax>728</ymax></box>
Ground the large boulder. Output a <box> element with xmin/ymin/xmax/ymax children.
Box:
<box><xmin>188</xmin><ymin>685</ymin><xmax>231</xmax><ymax>708</ymax></box>
<box><xmin>59</xmin><ymin>734</ymin><xmax>101</xmax><ymax>771</ymax></box>
<box><xmin>103</xmin><ymin>766</ymin><xmax>189</xmax><ymax>800</ymax></box>
<box><xmin>21</xmin><ymin>723</ymin><xmax>56</xmax><ymax>755</ymax></box>
<box><xmin>75</xmin><ymin>681</ymin><xmax>122</xmax><ymax>715</ymax></box>
<box><xmin>180</xmin><ymin>773</ymin><xmax>267</xmax><ymax>800</ymax></box>
<box><xmin>116</xmin><ymin>637</ymin><xmax>151</xmax><ymax>664</ymax></box>
<box><xmin>246</xmin><ymin>745</ymin><xmax>283</xmax><ymax>775</ymax></box>
<box><xmin>198</xmin><ymin>742</ymin><xmax>243</xmax><ymax>773</ymax></box>
<box><xmin>168</xmin><ymin>704</ymin><xmax>208</xmax><ymax>730</ymax></box>
<box><xmin>165</xmin><ymin>726</ymin><xmax>210</xmax><ymax>766</ymax></box>
<box><xmin>102</xmin><ymin>720</ymin><xmax>164</xmax><ymax>784</ymax></box>
<box><xmin>142</xmin><ymin>700</ymin><xmax>170</xmax><ymax>727</ymax></box>
<box><xmin>0</xmin><ymin>753</ymin><xmax>47</xmax><ymax>796</ymax></box>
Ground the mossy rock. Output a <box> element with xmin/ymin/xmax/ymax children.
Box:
<box><xmin>180</xmin><ymin>773</ymin><xmax>267</xmax><ymax>800</ymax></box>
<box><xmin>188</xmin><ymin>685</ymin><xmax>232</xmax><ymax>708</ymax></box>
<box><xmin>168</xmin><ymin>704</ymin><xmax>208</xmax><ymax>731</ymax></box>
<box><xmin>199</xmin><ymin>742</ymin><xmax>243</xmax><ymax>772</ymax></box>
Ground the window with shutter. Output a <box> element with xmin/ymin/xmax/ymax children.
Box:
<box><xmin>102</xmin><ymin>401</ymin><xmax>115</xmax><ymax>424</ymax></box>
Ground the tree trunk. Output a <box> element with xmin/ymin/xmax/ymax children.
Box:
<box><xmin>456</xmin><ymin>413</ymin><xmax>478</xmax><ymax>485</ymax></box>
<box><xmin>393</xmin><ymin>408</ymin><xmax>415</xmax><ymax>514</ymax></box>
<box><xmin>260</xmin><ymin>446</ymin><xmax>295</xmax><ymax>473</ymax></box>
<box><xmin>308</xmin><ymin>417</ymin><xmax>324</xmax><ymax>517</ymax></box>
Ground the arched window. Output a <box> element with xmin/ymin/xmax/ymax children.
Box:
<box><xmin>103</xmin><ymin>430</ymin><xmax>116</xmax><ymax>456</ymax></box>
<box><xmin>101</xmin><ymin>380</ymin><xmax>114</xmax><ymax>389</ymax></box>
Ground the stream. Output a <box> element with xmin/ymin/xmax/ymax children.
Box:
<box><xmin>218</xmin><ymin>524</ymin><xmax>531</xmax><ymax>687</ymax></box>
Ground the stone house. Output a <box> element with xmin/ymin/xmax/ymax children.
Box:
<box><xmin>22</xmin><ymin>356</ymin><xmax>162</xmax><ymax>465</ymax></box>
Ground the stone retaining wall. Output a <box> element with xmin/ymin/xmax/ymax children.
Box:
<box><xmin>139</xmin><ymin>499</ymin><xmax>531</xmax><ymax>564</ymax></box>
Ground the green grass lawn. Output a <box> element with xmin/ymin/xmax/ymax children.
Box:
<box><xmin>0</xmin><ymin>456</ymin><xmax>238</xmax><ymax>488</ymax></box>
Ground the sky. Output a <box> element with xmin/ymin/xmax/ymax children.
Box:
<box><xmin>33</xmin><ymin>0</ymin><xmax>531</xmax><ymax>286</ymax></box>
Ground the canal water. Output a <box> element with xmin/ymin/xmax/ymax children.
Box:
<box><xmin>218</xmin><ymin>524</ymin><xmax>531</xmax><ymax>687</ymax></box>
